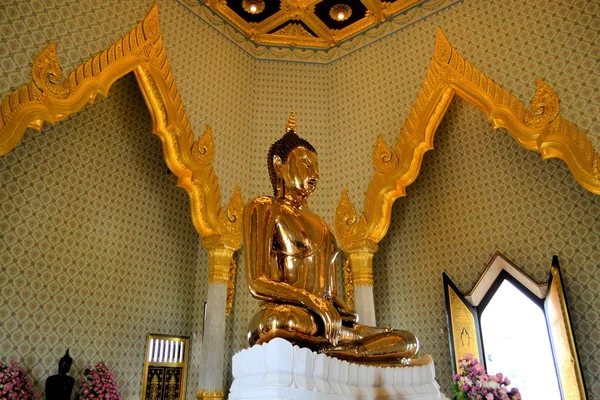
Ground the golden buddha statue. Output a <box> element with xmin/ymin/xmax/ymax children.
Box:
<box><xmin>243</xmin><ymin>112</ymin><xmax>419</xmax><ymax>364</ymax></box>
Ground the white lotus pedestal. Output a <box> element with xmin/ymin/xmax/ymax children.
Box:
<box><xmin>229</xmin><ymin>338</ymin><xmax>441</xmax><ymax>400</ymax></box>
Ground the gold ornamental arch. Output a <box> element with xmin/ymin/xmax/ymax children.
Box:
<box><xmin>0</xmin><ymin>5</ymin><xmax>243</xmax><ymax>307</ymax></box>
<box><xmin>335</xmin><ymin>30</ymin><xmax>600</xmax><ymax>294</ymax></box>
<box><xmin>1</xmin><ymin>6</ymin><xmax>599</xmax><ymax>302</ymax></box>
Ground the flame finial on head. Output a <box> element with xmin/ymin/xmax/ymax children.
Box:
<box><xmin>286</xmin><ymin>110</ymin><xmax>296</xmax><ymax>133</ymax></box>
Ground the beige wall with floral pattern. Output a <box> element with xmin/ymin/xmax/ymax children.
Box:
<box><xmin>324</xmin><ymin>0</ymin><xmax>599</xmax><ymax>395</ymax></box>
<box><xmin>0</xmin><ymin>0</ymin><xmax>253</xmax><ymax>398</ymax></box>
<box><xmin>1</xmin><ymin>0</ymin><xmax>599</xmax><ymax>398</ymax></box>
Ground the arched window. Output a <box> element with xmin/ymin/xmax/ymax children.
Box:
<box><xmin>443</xmin><ymin>253</ymin><xmax>585</xmax><ymax>399</ymax></box>
<box><xmin>479</xmin><ymin>273</ymin><xmax>559</xmax><ymax>398</ymax></box>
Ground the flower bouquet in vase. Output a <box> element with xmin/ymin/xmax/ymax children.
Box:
<box><xmin>451</xmin><ymin>354</ymin><xmax>521</xmax><ymax>400</ymax></box>
<box><xmin>76</xmin><ymin>362</ymin><xmax>122</xmax><ymax>399</ymax></box>
<box><xmin>0</xmin><ymin>360</ymin><xmax>40</xmax><ymax>399</ymax></box>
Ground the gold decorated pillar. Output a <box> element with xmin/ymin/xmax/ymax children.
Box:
<box><xmin>347</xmin><ymin>250</ymin><xmax>377</xmax><ymax>326</ymax></box>
<box><xmin>197</xmin><ymin>243</ymin><xmax>235</xmax><ymax>399</ymax></box>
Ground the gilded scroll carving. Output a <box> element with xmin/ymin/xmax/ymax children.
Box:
<box><xmin>335</xmin><ymin>28</ymin><xmax>600</xmax><ymax>252</ymax></box>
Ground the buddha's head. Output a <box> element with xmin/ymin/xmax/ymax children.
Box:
<box><xmin>267</xmin><ymin>112</ymin><xmax>318</xmax><ymax>198</ymax></box>
<box><xmin>58</xmin><ymin>349</ymin><xmax>73</xmax><ymax>374</ymax></box>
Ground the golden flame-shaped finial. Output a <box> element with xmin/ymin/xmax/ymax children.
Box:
<box><xmin>286</xmin><ymin>110</ymin><xmax>296</xmax><ymax>133</ymax></box>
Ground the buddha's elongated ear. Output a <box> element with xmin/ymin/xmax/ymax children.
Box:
<box><xmin>273</xmin><ymin>155</ymin><xmax>283</xmax><ymax>176</ymax></box>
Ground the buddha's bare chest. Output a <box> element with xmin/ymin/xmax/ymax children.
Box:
<box><xmin>270</xmin><ymin>207</ymin><xmax>338</xmax><ymax>295</ymax></box>
<box><xmin>272</xmin><ymin>208</ymin><xmax>333</xmax><ymax>256</ymax></box>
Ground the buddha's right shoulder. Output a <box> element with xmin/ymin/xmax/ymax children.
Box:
<box><xmin>245</xmin><ymin>196</ymin><xmax>276</xmax><ymax>210</ymax></box>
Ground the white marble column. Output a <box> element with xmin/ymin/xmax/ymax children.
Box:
<box><xmin>197</xmin><ymin>247</ymin><xmax>234</xmax><ymax>398</ymax></box>
<box><xmin>348</xmin><ymin>252</ymin><xmax>376</xmax><ymax>326</ymax></box>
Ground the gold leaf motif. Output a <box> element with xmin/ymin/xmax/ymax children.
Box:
<box><xmin>166</xmin><ymin>375</ymin><xmax>177</xmax><ymax>400</ymax></box>
<box><xmin>525</xmin><ymin>79</ymin><xmax>560</xmax><ymax>127</ymax></box>
<box><xmin>373</xmin><ymin>134</ymin><xmax>398</xmax><ymax>172</ymax></box>
<box><xmin>191</xmin><ymin>125</ymin><xmax>215</xmax><ymax>164</ymax></box>
<box><xmin>142</xmin><ymin>5</ymin><xmax>161</xmax><ymax>41</ymax></box>
<box><xmin>218</xmin><ymin>185</ymin><xmax>244</xmax><ymax>249</ymax></box>
<box><xmin>433</xmin><ymin>28</ymin><xmax>452</xmax><ymax>65</ymax></box>
<box><xmin>334</xmin><ymin>189</ymin><xmax>368</xmax><ymax>247</ymax></box>
<box><xmin>342</xmin><ymin>259</ymin><xmax>354</xmax><ymax>309</ymax></box>
<box><xmin>149</xmin><ymin>374</ymin><xmax>159</xmax><ymax>400</ymax></box>
<box><xmin>31</xmin><ymin>43</ymin><xmax>70</xmax><ymax>99</ymax></box>
<box><xmin>273</xmin><ymin>23</ymin><xmax>314</xmax><ymax>38</ymax></box>
<box><xmin>335</xmin><ymin>189</ymin><xmax>357</xmax><ymax>234</ymax></box>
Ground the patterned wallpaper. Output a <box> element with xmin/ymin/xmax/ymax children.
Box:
<box><xmin>1</xmin><ymin>0</ymin><xmax>599</xmax><ymax>398</ymax></box>
<box><xmin>0</xmin><ymin>0</ymin><xmax>252</xmax><ymax>399</ymax></box>
<box><xmin>323</xmin><ymin>0</ymin><xmax>600</xmax><ymax>396</ymax></box>
<box><xmin>0</xmin><ymin>73</ymin><xmax>200</xmax><ymax>398</ymax></box>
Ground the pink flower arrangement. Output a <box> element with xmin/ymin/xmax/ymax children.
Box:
<box><xmin>76</xmin><ymin>362</ymin><xmax>122</xmax><ymax>400</ymax></box>
<box><xmin>0</xmin><ymin>360</ymin><xmax>40</xmax><ymax>400</ymax></box>
<box><xmin>451</xmin><ymin>354</ymin><xmax>521</xmax><ymax>400</ymax></box>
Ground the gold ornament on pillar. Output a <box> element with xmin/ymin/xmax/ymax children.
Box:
<box><xmin>196</xmin><ymin>388</ymin><xmax>224</xmax><ymax>400</ymax></box>
<box><xmin>342</xmin><ymin>259</ymin><xmax>354</xmax><ymax>309</ymax></box>
<box><xmin>226</xmin><ymin>258</ymin><xmax>237</xmax><ymax>317</ymax></box>
<box><xmin>242</xmin><ymin>113</ymin><xmax>419</xmax><ymax>363</ymax></box>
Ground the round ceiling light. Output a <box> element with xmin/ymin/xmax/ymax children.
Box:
<box><xmin>242</xmin><ymin>0</ymin><xmax>265</xmax><ymax>14</ymax></box>
<box><xmin>329</xmin><ymin>4</ymin><xmax>352</xmax><ymax>22</ymax></box>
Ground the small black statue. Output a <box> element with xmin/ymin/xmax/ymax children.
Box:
<box><xmin>45</xmin><ymin>349</ymin><xmax>75</xmax><ymax>400</ymax></box>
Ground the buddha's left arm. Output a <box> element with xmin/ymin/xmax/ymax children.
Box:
<box><xmin>332</xmin><ymin>270</ymin><xmax>358</xmax><ymax>324</ymax></box>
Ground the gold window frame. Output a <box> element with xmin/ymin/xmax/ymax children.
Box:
<box><xmin>444</xmin><ymin>253</ymin><xmax>587</xmax><ymax>399</ymax></box>
<box><xmin>141</xmin><ymin>334</ymin><xmax>191</xmax><ymax>400</ymax></box>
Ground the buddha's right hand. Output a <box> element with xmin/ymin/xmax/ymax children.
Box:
<box><xmin>309</xmin><ymin>295</ymin><xmax>342</xmax><ymax>346</ymax></box>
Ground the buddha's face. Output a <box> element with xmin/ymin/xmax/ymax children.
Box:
<box><xmin>275</xmin><ymin>146</ymin><xmax>319</xmax><ymax>198</ymax></box>
<box><xmin>58</xmin><ymin>359</ymin><xmax>72</xmax><ymax>374</ymax></box>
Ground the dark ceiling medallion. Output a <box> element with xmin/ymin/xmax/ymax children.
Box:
<box><xmin>206</xmin><ymin>0</ymin><xmax>423</xmax><ymax>48</ymax></box>
<box><xmin>314</xmin><ymin>0</ymin><xmax>367</xmax><ymax>30</ymax></box>
<box><xmin>329</xmin><ymin>4</ymin><xmax>352</xmax><ymax>22</ymax></box>
<box><xmin>242</xmin><ymin>0</ymin><xmax>265</xmax><ymax>14</ymax></box>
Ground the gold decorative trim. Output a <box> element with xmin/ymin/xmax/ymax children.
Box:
<box><xmin>226</xmin><ymin>257</ymin><xmax>237</xmax><ymax>317</ymax></box>
<box><xmin>196</xmin><ymin>388</ymin><xmax>224</xmax><ymax>400</ymax></box>
<box><xmin>208</xmin><ymin>248</ymin><xmax>235</xmax><ymax>286</ymax></box>
<box><xmin>342</xmin><ymin>259</ymin><xmax>354</xmax><ymax>309</ymax></box>
<box><xmin>273</xmin><ymin>23</ymin><xmax>314</xmax><ymax>38</ymax></box>
<box><xmin>201</xmin><ymin>0</ymin><xmax>422</xmax><ymax>48</ymax></box>
<box><xmin>0</xmin><ymin>4</ymin><xmax>243</xmax><ymax>261</ymax></box>
<box><xmin>447</xmin><ymin>288</ymin><xmax>482</xmax><ymax>369</ymax></box>
<box><xmin>546</xmin><ymin>264</ymin><xmax>586</xmax><ymax>398</ymax></box>
<box><xmin>335</xmin><ymin>28</ymin><xmax>600</xmax><ymax>251</ymax></box>
<box><xmin>348</xmin><ymin>252</ymin><xmax>374</xmax><ymax>287</ymax></box>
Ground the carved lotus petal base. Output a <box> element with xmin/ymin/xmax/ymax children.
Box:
<box><xmin>229</xmin><ymin>338</ymin><xmax>442</xmax><ymax>400</ymax></box>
